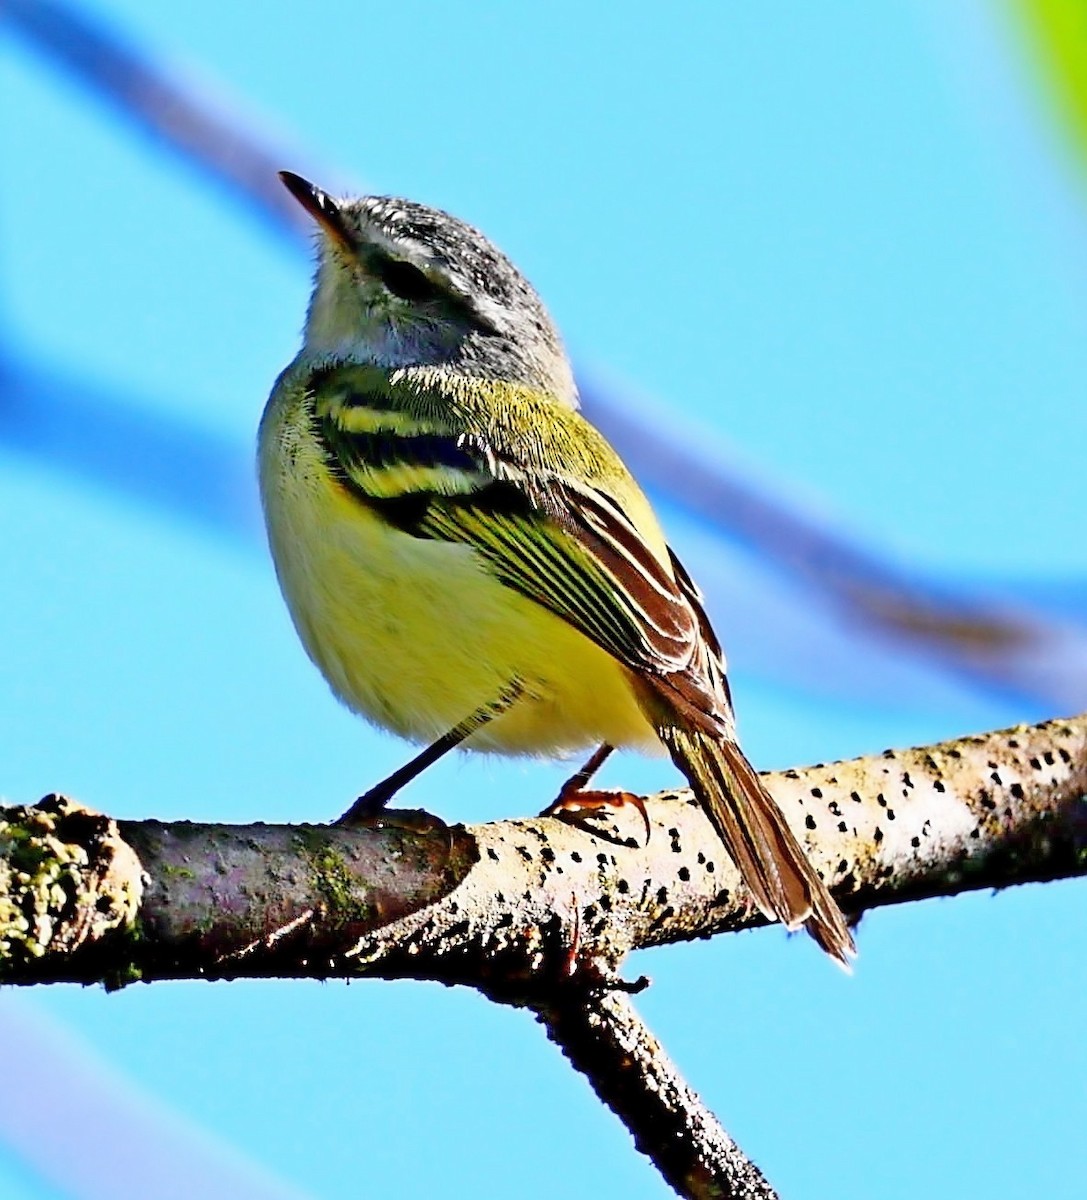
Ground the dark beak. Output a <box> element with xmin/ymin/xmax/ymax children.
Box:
<box><xmin>279</xmin><ymin>171</ymin><xmax>354</xmax><ymax>253</ymax></box>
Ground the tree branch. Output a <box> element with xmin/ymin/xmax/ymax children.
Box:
<box><xmin>2</xmin><ymin>714</ymin><xmax>1084</xmax><ymax>1197</ymax></box>
<box><xmin>538</xmin><ymin>986</ymin><xmax>777</xmax><ymax>1199</ymax></box>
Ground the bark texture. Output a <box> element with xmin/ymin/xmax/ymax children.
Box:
<box><xmin>2</xmin><ymin>714</ymin><xmax>1085</xmax><ymax>1197</ymax></box>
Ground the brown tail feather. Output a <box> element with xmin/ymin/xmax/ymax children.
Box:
<box><xmin>659</xmin><ymin>725</ymin><xmax>856</xmax><ymax>967</ymax></box>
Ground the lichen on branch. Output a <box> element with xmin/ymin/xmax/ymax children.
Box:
<box><xmin>0</xmin><ymin>715</ymin><xmax>1082</xmax><ymax>990</ymax></box>
<box><xmin>0</xmin><ymin>795</ymin><xmax>144</xmax><ymax>981</ymax></box>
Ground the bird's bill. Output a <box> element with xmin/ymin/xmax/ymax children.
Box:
<box><xmin>279</xmin><ymin>170</ymin><xmax>354</xmax><ymax>254</ymax></box>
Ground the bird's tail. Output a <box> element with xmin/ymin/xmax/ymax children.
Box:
<box><xmin>659</xmin><ymin>724</ymin><xmax>855</xmax><ymax>967</ymax></box>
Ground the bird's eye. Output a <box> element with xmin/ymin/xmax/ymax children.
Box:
<box><xmin>374</xmin><ymin>257</ymin><xmax>440</xmax><ymax>303</ymax></box>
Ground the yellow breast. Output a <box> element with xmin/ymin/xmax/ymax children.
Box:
<box><xmin>258</xmin><ymin>380</ymin><xmax>659</xmax><ymax>758</ymax></box>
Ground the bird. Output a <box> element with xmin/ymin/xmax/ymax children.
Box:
<box><xmin>259</xmin><ymin>171</ymin><xmax>855</xmax><ymax>965</ymax></box>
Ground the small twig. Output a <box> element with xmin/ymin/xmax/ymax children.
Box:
<box><xmin>537</xmin><ymin>987</ymin><xmax>777</xmax><ymax>1199</ymax></box>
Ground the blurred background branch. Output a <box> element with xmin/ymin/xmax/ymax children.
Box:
<box><xmin>6</xmin><ymin>0</ymin><xmax>1087</xmax><ymax>714</ymax></box>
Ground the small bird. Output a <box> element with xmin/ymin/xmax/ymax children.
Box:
<box><xmin>260</xmin><ymin>172</ymin><xmax>855</xmax><ymax>965</ymax></box>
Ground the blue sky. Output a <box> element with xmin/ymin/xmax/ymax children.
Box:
<box><xmin>2</xmin><ymin>2</ymin><xmax>1085</xmax><ymax>1197</ymax></box>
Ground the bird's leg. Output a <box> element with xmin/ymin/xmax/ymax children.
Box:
<box><xmin>337</xmin><ymin>682</ymin><xmax>523</xmax><ymax>825</ymax></box>
<box><xmin>337</xmin><ymin>728</ymin><xmax>472</xmax><ymax>824</ymax></box>
<box><xmin>558</xmin><ymin>744</ymin><xmax>615</xmax><ymax>794</ymax></box>
<box><xmin>540</xmin><ymin>744</ymin><xmax>651</xmax><ymax>842</ymax></box>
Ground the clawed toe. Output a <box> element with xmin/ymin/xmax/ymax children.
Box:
<box><xmin>540</xmin><ymin>787</ymin><xmax>651</xmax><ymax>843</ymax></box>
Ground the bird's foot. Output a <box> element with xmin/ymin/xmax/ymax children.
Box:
<box><xmin>540</xmin><ymin>786</ymin><xmax>651</xmax><ymax>844</ymax></box>
<box><xmin>334</xmin><ymin>799</ymin><xmax>448</xmax><ymax>836</ymax></box>
<box><xmin>336</xmin><ymin>784</ymin><xmax>446</xmax><ymax>835</ymax></box>
<box><xmin>335</xmin><ymin>783</ymin><xmax>398</xmax><ymax>826</ymax></box>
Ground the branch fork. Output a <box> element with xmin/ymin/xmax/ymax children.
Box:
<box><xmin>2</xmin><ymin>715</ymin><xmax>1085</xmax><ymax>1197</ymax></box>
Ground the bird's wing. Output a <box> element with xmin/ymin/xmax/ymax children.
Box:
<box><xmin>316</xmin><ymin>385</ymin><xmax>708</xmax><ymax>687</ymax></box>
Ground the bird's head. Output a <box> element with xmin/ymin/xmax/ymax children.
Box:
<box><xmin>280</xmin><ymin>171</ymin><xmax>577</xmax><ymax>407</ymax></box>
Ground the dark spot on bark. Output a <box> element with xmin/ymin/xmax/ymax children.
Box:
<box><xmin>886</xmin><ymin>809</ymin><xmax>895</xmax><ymax>820</ymax></box>
<box><xmin>486</xmin><ymin>847</ymin><xmax>500</xmax><ymax>861</ymax></box>
<box><xmin>705</xmin><ymin>861</ymin><xmax>716</xmax><ymax>874</ymax></box>
<box><xmin>979</xmin><ymin>792</ymin><xmax>997</xmax><ymax>811</ymax></box>
<box><xmin>784</xmin><ymin>769</ymin><xmax>800</xmax><ymax>780</ymax></box>
<box><xmin>517</xmin><ymin>846</ymin><xmax>533</xmax><ymax>861</ymax></box>
<box><xmin>874</xmin><ymin>827</ymin><xmax>884</xmax><ymax>844</ymax></box>
<box><xmin>1010</xmin><ymin>782</ymin><xmax>1024</xmax><ymax>800</ymax></box>
<box><xmin>1029</xmin><ymin>757</ymin><xmax>1042</xmax><ymax>771</ymax></box>
<box><xmin>571</xmin><ymin>851</ymin><xmax>583</xmax><ymax>863</ymax></box>
<box><xmin>540</xmin><ymin>846</ymin><xmax>555</xmax><ymax>863</ymax></box>
<box><xmin>617</xmin><ymin>878</ymin><xmax>630</xmax><ymax>895</ymax></box>
<box><xmin>1058</xmin><ymin>747</ymin><xmax>1071</xmax><ymax>764</ymax></box>
<box><xmin>697</xmin><ymin>851</ymin><xmax>706</xmax><ymax>864</ymax></box>
<box><xmin>934</xmin><ymin>781</ymin><xmax>945</xmax><ymax>793</ymax></box>
<box><xmin>990</xmin><ymin>771</ymin><xmax>1002</xmax><ymax>786</ymax></box>
<box><xmin>678</xmin><ymin>866</ymin><xmax>690</xmax><ymax>882</ymax></box>
<box><xmin>949</xmin><ymin>749</ymin><xmax>962</xmax><ymax>759</ymax></box>
<box><xmin>837</xmin><ymin>859</ymin><xmax>848</xmax><ymax>873</ymax></box>
<box><xmin>877</xmin><ymin>793</ymin><xmax>887</xmax><ymax>807</ymax></box>
<box><xmin>829</xmin><ymin>801</ymin><xmax>842</xmax><ymax>817</ymax></box>
<box><xmin>811</xmin><ymin>786</ymin><xmax>823</xmax><ymax>799</ymax></box>
<box><xmin>805</xmin><ymin>814</ymin><xmax>817</xmax><ymax>830</ymax></box>
<box><xmin>838</xmin><ymin>821</ymin><xmax>848</xmax><ymax>833</ymax></box>
<box><xmin>903</xmin><ymin>772</ymin><xmax>914</xmax><ymax>788</ymax></box>
<box><xmin>656</xmin><ymin>886</ymin><xmax>668</xmax><ymax>905</ymax></box>
<box><xmin>850</xmin><ymin>791</ymin><xmax>862</xmax><ymax>804</ymax></box>
<box><xmin>911</xmin><ymin>836</ymin><xmax>920</xmax><ymax>848</ymax></box>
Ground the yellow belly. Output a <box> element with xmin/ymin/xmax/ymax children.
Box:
<box><xmin>259</xmin><ymin>396</ymin><xmax>659</xmax><ymax>757</ymax></box>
